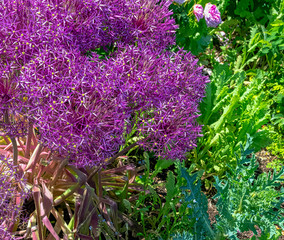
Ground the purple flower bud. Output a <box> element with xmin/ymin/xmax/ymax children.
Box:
<box><xmin>204</xmin><ymin>3</ymin><xmax>222</xmax><ymax>28</ymax></box>
<box><xmin>193</xmin><ymin>4</ymin><xmax>204</xmax><ymax>22</ymax></box>
<box><xmin>174</xmin><ymin>0</ymin><xmax>186</xmax><ymax>5</ymax></box>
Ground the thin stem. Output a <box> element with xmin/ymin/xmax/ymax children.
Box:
<box><xmin>86</xmin><ymin>165</ymin><xmax>102</xmax><ymax>182</ymax></box>
<box><xmin>11</xmin><ymin>137</ymin><xmax>18</xmax><ymax>165</ymax></box>
<box><xmin>3</xmin><ymin>136</ymin><xmax>10</xmax><ymax>144</ymax></box>
<box><xmin>24</xmin><ymin>143</ymin><xmax>43</xmax><ymax>172</ymax></box>
<box><xmin>25</xmin><ymin>121</ymin><xmax>33</xmax><ymax>158</ymax></box>
<box><xmin>105</xmin><ymin>142</ymin><xmax>139</xmax><ymax>166</ymax></box>
<box><xmin>53</xmin><ymin>182</ymin><xmax>82</xmax><ymax>206</ymax></box>
<box><xmin>4</xmin><ymin>110</ymin><xmax>18</xmax><ymax>165</ymax></box>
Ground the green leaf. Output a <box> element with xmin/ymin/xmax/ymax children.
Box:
<box><xmin>122</xmin><ymin>199</ymin><xmax>132</xmax><ymax>213</ymax></box>
<box><xmin>153</xmin><ymin>158</ymin><xmax>174</xmax><ymax>178</ymax></box>
<box><xmin>213</xmin><ymin>165</ymin><xmax>220</xmax><ymax>172</ymax></box>
<box><xmin>234</xmin><ymin>55</ymin><xmax>243</xmax><ymax>72</ymax></box>
<box><xmin>165</xmin><ymin>171</ymin><xmax>176</xmax><ymax>203</ymax></box>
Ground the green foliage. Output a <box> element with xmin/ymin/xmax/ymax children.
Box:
<box><xmin>162</xmin><ymin>1</ymin><xmax>284</xmax><ymax>238</ymax></box>
<box><xmin>171</xmin><ymin>231</ymin><xmax>194</xmax><ymax>240</ymax></box>
<box><xmin>214</xmin><ymin>136</ymin><xmax>284</xmax><ymax>239</ymax></box>
<box><xmin>217</xmin><ymin>18</ymin><xmax>284</xmax><ymax>75</ymax></box>
<box><xmin>180</xmin><ymin>137</ymin><xmax>284</xmax><ymax>240</ymax></box>
<box><xmin>180</xmin><ymin>168</ymin><xmax>216</xmax><ymax>239</ymax></box>
<box><xmin>189</xmin><ymin>66</ymin><xmax>272</xmax><ymax>185</ymax></box>
<box><xmin>140</xmin><ymin>1</ymin><xmax>284</xmax><ymax>238</ymax></box>
<box><xmin>196</xmin><ymin>0</ymin><xmax>283</xmax><ymax>180</ymax></box>
<box><xmin>264</xmin><ymin>62</ymin><xmax>284</xmax><ymax>134</ymax></box>
<box><xmin>264</xmin><ymin>126</ymin><xmax>284</xmax><ymax>171</ymax></box>
<box><xmin>219</xmin><ymin>0</ymin><xmax>282</xmax><ymax>27</ymax></box>
<box><xmin>170</xmin><ymin>1</ymin><xmax>213</xmax><ymax>55</ymax></box>
<box><xmin>126</xmin><ymin>152</ymin><xmax>197</xmax><ymax>239</ymax></box>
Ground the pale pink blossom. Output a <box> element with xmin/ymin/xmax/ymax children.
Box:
<box><xmin>204</xmin><ymin>3</ymin><xmax>222</xmax><ymax>28</ymax></box>
<box><xmin>193</xmin><ymin>4</ymin><xmax>204</xmax><ymax>22</ymax></box>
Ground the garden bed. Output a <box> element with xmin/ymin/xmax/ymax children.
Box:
<box><xmin>0</xmin><ymin>0</ymin><xmax>283</xmax><ymax>239</ymax></box>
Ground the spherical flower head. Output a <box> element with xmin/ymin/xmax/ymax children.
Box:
<box><xmin>193</xmin><ymin>4</ymin><xmax>204</xmax><ymax>22</ymax></box>
<box><xmin>105</xmin><ymin>45</ymin><xmax>209</xmax><ymax>161</ymax></box>
<box><xmin>204</xmin><ymin>3</ymin><xmax>222</xmax><ymax>28</ymax></box>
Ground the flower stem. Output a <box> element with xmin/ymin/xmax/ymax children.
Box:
<box><xmin>4</xmin><ymin>110</ymin><xmax>18</xmax><ymax>165</ymax></box>
<box><xmin>105</xmin><ymin>142</ymin><xmax>139</xmax><ymax>166</ymax></box>
<box><xmin>25</xmin><ymin>121</ymin><xmax>33</xmax><ymax>158</ymax></box>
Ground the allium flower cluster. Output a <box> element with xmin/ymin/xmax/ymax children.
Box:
<box><xmin>101</xmin><ymin>45</ymin><xmax>208</xmax><ymax>160</ymax></box>
<box><xmin>0</xmin><ymin>65</ymin><xmax>28</xmax><ymax>137</ymax></box>
<box><xmin>0</xmin><ymin>157</ymin><xmax>28</xmax><ymax>232</ymax></box>
<box><xmin>20</xmin><ymin>48</ymin><xmax>128</xmax><ymax>166</ymax></box>
<box><xmin>1</xmin><ymin>0</ymin><xmax>209</xmax><ymax>166</ymax></box>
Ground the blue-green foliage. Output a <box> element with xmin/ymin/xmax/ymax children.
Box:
<box><xmin>172</xmin><ymin>231</ymin><xmax>194</xmax><ymax>240</ymax></box>
<box><xmin>179</xmin><ymin>136</ymin><xmax>284</xmax><ymax>240</ymax></box>
<box><xmin>180</xmin><ymin>169</ymin><xmax>215</xmax><ymax>240</ymax></box>
<box><xmin>214</xmin><ymin>135</ymin><xmax>284</xmax><ymax>239</ymax></box>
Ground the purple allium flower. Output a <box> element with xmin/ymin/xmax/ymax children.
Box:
<box><xmin>0</xmin><ymin>63</ymin><xmax>28</xmax><ymax>137</ymax></box>
<box><xmin>204</xmin><ymin>3</ymin><xmax>222</xmax><ymax>28</ymax></box>
<box><xmin>1</xmin><ymin>0</ymin><xmax>208</xmax><ymax>166</ymax></box>
<box><xmin>0</xmin><ymin>156</ymin><xmax>28</xmax><ymax>232</ymax></box>
<box><xmin>19</xmin><ymin>43</ymin><xmax>208</xmax><ymax>165</ymax></box>
<box><xmin>193</xmin><ymin>4</ymin><xmax>204</xmax><ymax>22</ymax></box>
<box><xmin>0</xmin><ymin>1</ymin><xmax>36</xmax><ymax>137</ymax></box>
<box><xmin>129</xmin><ymin>0</ymin><xmax>177</xmax><ymax>49</ymax></box>
<box><xmin>19</xmin><ymin>47</ymin><xmax>127</xmax><ymax>167</ymax></box>
<box><xmin>103</xmin><ymin>45</ymin><xmax>209</xmax><ymax>160</ymax></box>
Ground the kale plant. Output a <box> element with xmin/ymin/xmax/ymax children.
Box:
<box><xmin>179</xmin><ymin>136</ymin><xmax>284</xmax><ymax>239</ymax></box>
<box><xmin>172</xmin><ymin>231</ymin><xmax>195</xmax><ymax>240</ymax></box>
<box><xmin>214</xmin><ymin>136</ymin><xmax>284</xmax><ymax>239</ymax></box>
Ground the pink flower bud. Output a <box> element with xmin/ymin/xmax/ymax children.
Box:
<box><xmin>204</xmin><ymin>3</ymin><xmax>222</xmax><ymax>28</ymax></box>
<box><xmin>193</xmin><ymin>4</ymin><xmax>204</xmax><ymax>22</ymax></box>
